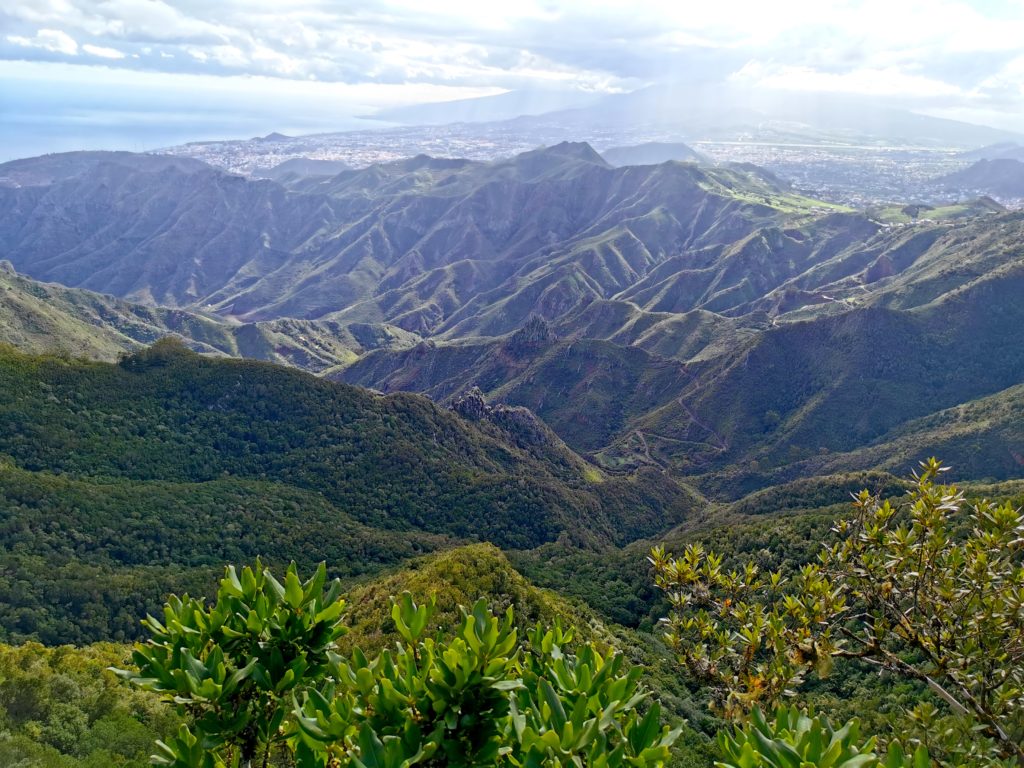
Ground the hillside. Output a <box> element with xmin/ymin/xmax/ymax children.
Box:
<box><xmin>0</xmin><ymin>341</ymin><xmax>699</xmax><ymax>643</ymax></box>
<box><xmin>0</xmin><ymin>263</ymin><xmax>420</xmax><ymax>370</ymax></box>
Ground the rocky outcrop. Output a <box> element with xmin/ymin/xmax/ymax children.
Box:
<box><xmin>503</xmin><ymin>317</ymin><xmax>554</xmax><ymax>357</ymax></box>
<box><xmin>451</xmin><ymin>386</ymin><xmax>553</xmax><ymax>449</ymax></box>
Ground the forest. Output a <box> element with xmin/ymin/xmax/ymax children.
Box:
<box><xmin>1</xmin><ymin>416</ymin><xmax>1021</xmax><ymax>766</ymax></box>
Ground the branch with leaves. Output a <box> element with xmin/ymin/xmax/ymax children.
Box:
<box><xmin>114</xmin><ymin>559</ymin><xmax>347</xmax><ymax>768</ymax></box>
<box><xmin>648</xmin><ymin>544</ymin><xmax>846</xmax><ymax>720</ymax></box>
<box><xmin>652</xmin><ymin>459</ymin><xmax>1024</xmax><ymax>766</ymax></box>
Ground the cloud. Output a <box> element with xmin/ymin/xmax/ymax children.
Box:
<box><xmin>6</xmin><ymin>28</ymin><xmax>79</xmax><ymax>56</ymax></box>
<box><xmin>0</xmin><ymin>0</ymin><xmax>1022</xmax><ymax>131</ymax></box>
<box><xmin>83</xmin><ymin>43</ymin><xmax>126</xmax><ymax>59</ymax></box>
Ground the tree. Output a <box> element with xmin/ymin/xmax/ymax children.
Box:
<box><xmin>652</xmin><ymin>459</ymin><xmax>1024</xmax><ymax>766</ymax></box>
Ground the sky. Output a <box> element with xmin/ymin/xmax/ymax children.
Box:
<box><xmin>2</xmin><ymin>0</ymin><xmax>1024</xmax><ymax>159</ymax></box>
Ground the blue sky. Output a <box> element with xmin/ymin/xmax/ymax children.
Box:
<box><xmin>2</xmin><ymin>0</ymin><xmax>1023</xmax><ymax>159</ymax></box>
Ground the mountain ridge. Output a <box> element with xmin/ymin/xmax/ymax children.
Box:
<box><xmin>0</xmin><ymin>145</ymin><xmax>843</xmax><ymax>337</ymax></box>
<box><xmin>938</xmin><ymin>158</ymin><xmax>1024</xmax><ymax>198</ymax></box>
<box><xmin>0</xmin><ymin>265</ymin><xmax>419</xmax><ymax>371</ymax></box>
<box><xmin>1</xmin><ymin>145</ymin><xmax>1020</xmax><ymax>506</ymax></box>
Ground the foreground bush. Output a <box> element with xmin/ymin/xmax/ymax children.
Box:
<box><xmin>116</xmin><ymin>560</ymin><xmax>679</xmax><ymax>767</ymax></box>
<box><xmin>652</xmin><ymin>459</ymin><xmax>1024</xmax><ymax>766</ymax></box>
<box><xmin>716</xmin><ymin>707</ymin><xmax>928</xmax><ymax>768</ymax></box>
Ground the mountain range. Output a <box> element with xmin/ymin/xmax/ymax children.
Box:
<box><xmin>512</xmin><ymin>85</ymin><xmax>1024</xmax><ymax>147</ymax></box>
<box><xmin>339</xmin><ymin>210</ymin><xmax>1024</xmax><ymax>497</ymax></box>
<box><xmin>0</xmin><ymin>143</ymin><xmax>1020</xmax><ymax>507</ymax></box>
<box><xmin>1</xmin><ymin>133</ymin><xmax>1023</xmax><ymax>768</ymax></box>
<box><xmin>0</xmin><ymin>144</ymin><xmax>840</xmax><ymax>330</ymax></box>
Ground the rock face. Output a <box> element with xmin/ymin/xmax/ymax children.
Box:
<box><xmin>503</xmin><ymin>317</ymin><xmax>554</xmax><ymax>357</ymax></box>
<box><xmin>451</xmin><ymin>386</ymin><xmax>490</xmax><ymax>421</ymax></box>
<box><xmin>451</xmin><ymin>387</ymin><xmax>553</xmax><ymax>449</ymax></box>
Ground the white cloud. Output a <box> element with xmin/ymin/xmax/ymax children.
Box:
<box><xmin>6</xmin><ymin>28</ymin><xmax>79</xmax><ymax>56</ymax></box>
<box><xmin>4</xmin><ymin>0</ymin><xmax>228</xmax><ymax>42</ymax></box>
<box><xmin>1</xmin><ymin>0</ymin><xmax>1023</xmax><ymax>130</ymax></box>
<box><xmin>83</xmin><ymin>43</ymin><xmax>126</xmax><ymax>59</ymax></box>
<box><xmin>207</xmin><ymin>44</ymin><xmax>249</xmax><ymax>67</ymax></box>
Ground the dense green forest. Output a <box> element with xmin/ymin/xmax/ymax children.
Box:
<box><xmin>0</xmin><ymin>341</ymin><xmax>696</xmax><ymax>643</ymax></box>
<box><xmin>0</xmin><ymin>340</ymin><xmax>1020</xmax><ymax>766</ymax></box>
<box><xmin>6</xmin><ymin>478</ymin><xmax>1020</xmax><ymax>768</ymax></box>
<box><xmin>0</xmin><ymin>642</ymin><xmax>177</xmax><ymax>767</ymax></box>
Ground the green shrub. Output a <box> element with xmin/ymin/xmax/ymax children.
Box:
<box><xmin>653</xmin><ymin>460</ymin><xmax>1024</xmax><ymax>766</ymax></box>
<box><xmin>716</xmin><ymin>707</ymin><xmax>928</xmax><ymax>768</ymax></box>
<box><xmin>114</xmin><ymin>559</ymin><xmax>347</xmax><ymax>767</ymax></box>
<box><xmin>118</xmin><ymin>561</ymin><xmax>678</xmax><ymax>767</ymax></box>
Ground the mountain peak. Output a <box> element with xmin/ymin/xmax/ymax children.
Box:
<box><xmin>498</xmin><ymin>142</ymin><xmax>608</xmax><ymax>181</ymax></box>
<box><xmin>504</xmin><ymin>317</ymin><xmax>554</xmax><ymax>355</ymax></box>
<box><xmin>254</xmin><ymin>132</ymin><xmax>292</xmax><ymax>143</ymax></box>
<box><xmin>535</xmin><ymin>141</ymin><xmax>607</xmax><ymax>165</ymax></box>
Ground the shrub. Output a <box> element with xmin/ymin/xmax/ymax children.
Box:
<box><xmin>652</xmin><ymin>459</ymin><xmax>1024</xmax><ymax>766</ymax></box>
<box><xmin>716</xmin><ymin>707</ymin><xmax>928</xmax><ymax>768</ymax></box>
<box><xmin>118</xmin><ymin>562</ymin><xmax>678</xmax><ymax>767</ymax></box>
